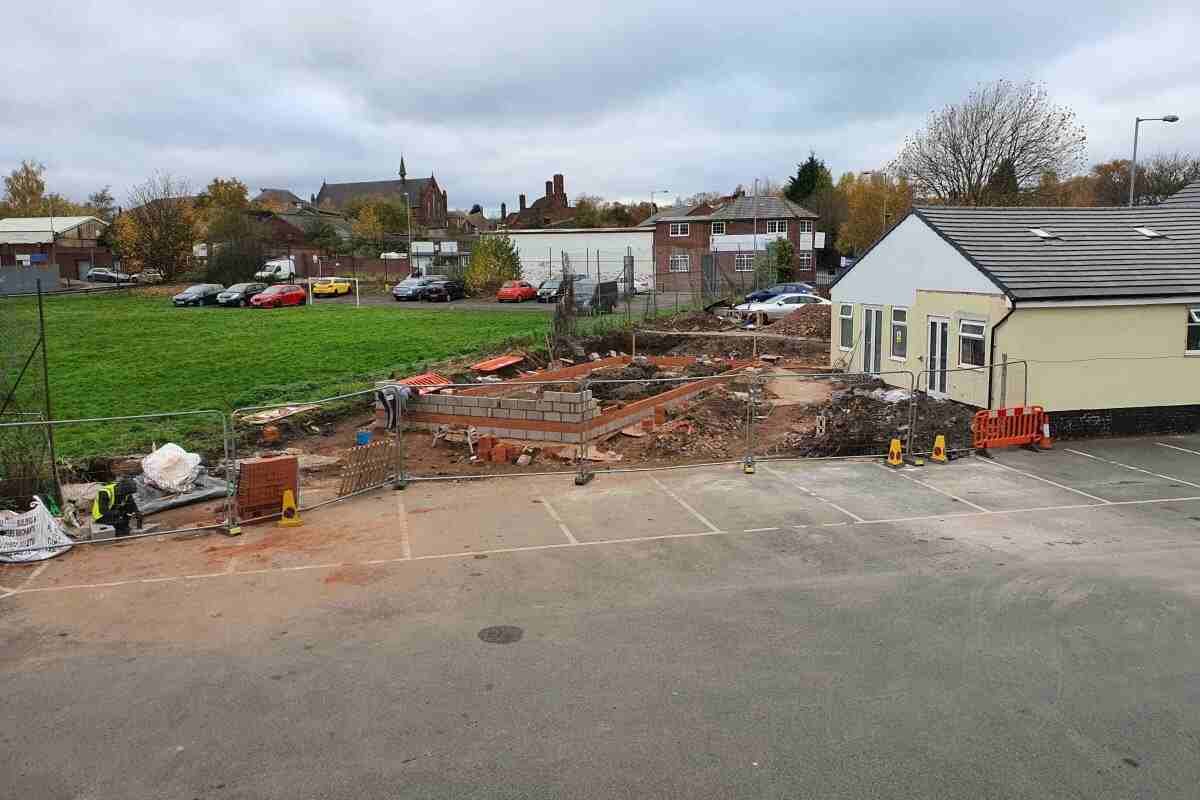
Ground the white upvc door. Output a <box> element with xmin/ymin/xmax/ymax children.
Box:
<box><xmin>927</xmin><ymin>317</ymin><xmax>950</xmax><ymax>396</ymax></box>
<box><xmin>862</xmin><ymin>307</ymin><xmax>883</xmax><ymax>374</ymax></box>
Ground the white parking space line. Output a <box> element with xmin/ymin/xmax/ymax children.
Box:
<box><xmin>396</xmin><ymin>492</ymin><xmax>413</xmax><ymax>559</ymax></box>
<box><xmin>1065</xmin><ymin>448</ymin><xmax>1200</xmax><ymax>490</ymax></box>
<box><xmin>975</xmin><ymin>457</ymin><xmax>1111</xmax><ymax>504</ymax></box>
<box><xmin>538</xmin><ymin>496</ymin><xmax>579</xmax><ymax>545</ymax></box>
<box><xmin>761</xmin><ymin>465</ymin><xmax>865</xmax><ymax>523</ymax></box>
<box><xmin>649</xmin><ymin>475</ymin><xmax>722</xmax><ymax>533</ymax></box>
<box><xmin>1157</xmin><ymin>442</ymin><xmax>1200</xmax><ymax>457</ymax></box>
<box><xmin>879</xmin><ymin>464</ymin><xmax>989</xmax><ymax>512</ymax></box>
<box><xmin>19</xmin><ymin>562</ymin><xmax>50</xmax><ymax>590</ymax></box>
<box><xmin>10</xmin><ymin>493</ymin><xmax>1200</xmax><ymax>598</ymax></box>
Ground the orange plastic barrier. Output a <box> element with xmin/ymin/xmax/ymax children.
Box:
<box><xmin>971</xmin><ymin>406</ymin><xmax>1046</xmax><ymax>450</ymax></box>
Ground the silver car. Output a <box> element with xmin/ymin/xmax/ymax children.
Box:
<box><xmin>733</xmin><ymin>293</ymin><xmax>829</xmax><ymax>321</ymax></box>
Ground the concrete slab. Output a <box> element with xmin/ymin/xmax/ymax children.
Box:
<box><xmin>764</xmin><ymin>460</ymin><xmax>967</xmax><ymax>521</ymax></box>
<box><xmin>1065</xmin><ymin>439</ymin><xmax>1200</xmax><ymax>486</ymax></box>
<box><xmin>403</xmin><ymin>477</ymin><xmax>572</xmax><ymax>556</ymax></box>
<box><xmin>549</xmin><ymin>473</ymin><xmax>714</xmax><ymax>541</ymax></box>
<box><xmin>913</xmin><ymin>457</ymin><xmax>1104</xmax><ymax>511</ymax></box>
<box><xmin>654</xmin><ymin>465</ymin><xmax>852</xmax><ymax>529</ymax></box>
<box><xmin>994</xmin><ymin>447</ymin><xmax>1198</xmax><ymax>502</ymax></box>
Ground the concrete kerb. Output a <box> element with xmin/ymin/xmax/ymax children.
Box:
<box><xmin>0</xmin><ymin>409</ymin><xmax>232</xmax><ymax>557</ymax></box>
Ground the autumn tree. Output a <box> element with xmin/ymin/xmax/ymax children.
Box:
<box><xmin>344</xmin><ymin>195</ymin><xmax>410</xmax><ymax>234</ymax></box>
<box><xmin>2</xmin><ymin>160</ymin><xmax>47</xmax><ymax>215</ymax></box>
<box><xmin>465</xmin><ymin>235</ymin><xmax>521</xmax><ymax>294</ymax></box>
<box><xmin>192</xmin><ymin>177</ymin><xmax>249</xmax><ymax>239</ymax></box>
<box><xmin>350</xmin><ymin>206</ymin><xmax>386</xmax><ymax>255</ymax></box>
<box><xmin>838</xmin><ymin>171</ymin><xmax>913</xmax><ymax>256</ymax></box>
<box><xmin>116</xmin><ymin>173</ymin><xmax>196</xmax><ymax>278</ymax></box>
<box><xmin>894</xmin><ymin>80</ymin><xmax>1087</xmax><ymax>205</ymax></box>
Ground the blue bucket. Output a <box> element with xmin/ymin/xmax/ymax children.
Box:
<box><xmin>355</xmin><ymin>430</ymin><xmax>372</xmax><ymax>446</ymax></box>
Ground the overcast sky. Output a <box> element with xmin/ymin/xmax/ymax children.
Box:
<box><xmin>4</xmin><ymin>1</ymin><xmax>1198</xmax><ymax>215</ymax></box>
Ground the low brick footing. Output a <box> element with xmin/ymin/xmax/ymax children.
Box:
<box><xmin>1049</xmin><ymin>405</ymin><xmax>1200</xmax><ymax>439</ymax></box>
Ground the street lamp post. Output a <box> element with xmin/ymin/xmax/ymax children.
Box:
<box><xmin>650</xmin><ymin>189</ymin><xmax>670</xmax><ymax>212</ymax></box>
<box><xmin>1130</xmin><ymin>115</ymin><xmax>1181</xmax><ymax>206</ymax></box>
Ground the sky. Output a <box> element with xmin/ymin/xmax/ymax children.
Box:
<box><xmin>4</xmin><ymin>1</ymin><xmax>1199</xmax><ymax>216</ymax></box>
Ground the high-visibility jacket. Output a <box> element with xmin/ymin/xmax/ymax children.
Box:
<box><xmin>92</xmin><ymin>483</ymin><xmax>117</xmax><ymax>521</ymax></box>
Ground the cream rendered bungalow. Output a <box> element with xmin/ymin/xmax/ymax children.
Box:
<box><xmin>829</xmin><ymin>181</ymin><xmax>1200</xmax><ymax>436</ymax></box>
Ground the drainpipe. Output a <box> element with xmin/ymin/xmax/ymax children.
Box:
<box><xmin>987</xmin><ymin>300</ymin><xmax>1016</xmax><ymax>409</ymax></box>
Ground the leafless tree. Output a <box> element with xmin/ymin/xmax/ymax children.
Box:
<box><xmin>1140</xmin><ymin>152</ymin><xmax>1200</xmax><ymax>205</ymax></box>
<box><xmin>893</xmin><ymin>80</ymin><xmax>1087</xmax><ymax>206</ymax></box>
<box><xmin>121</xmin><ymin>173</ymin><xmax>195</xmax><ymax>278</ymax></box>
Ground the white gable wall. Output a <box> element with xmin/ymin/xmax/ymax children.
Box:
<box><xmin>830</xmin><ymin>214</ymin><xmax>1000</xmax><ymax>307</ymax></box>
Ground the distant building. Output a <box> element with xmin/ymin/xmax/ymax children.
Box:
<box><xmin>639</xmin><ymin>195</ymin><xmax>820</xmax><ymax>293</ymax></box>
<box><xmin>504</xmin><ymin>174</ymin><xmax>575</xmax><ymax>229</ymax></box>
<box><xmin>314</xmin><ymin>168</ymin><xmax>448</xmax><ymax>229</ymax></box>
<box><xmin>0</xmin><ymin>216</ymin><xmax>113</xmax><ymax>279</ymax></box>
<box><xmin>253</xmin><ymin>188</ymin><xmax>306</xmax><ymax>209</ymax></box>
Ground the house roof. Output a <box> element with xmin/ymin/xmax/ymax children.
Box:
<box><xmin>0</xmin><ymin>215</ymin><xmax>107</xmax><ymax>244</ymax></box>
<box><xmin>640</xmin><ymin>197</ymin><xmax>818</xmax><ymax>225</ymax></box>
<box><xmin>315</xmin><ymin>177</ymin><xmax>435</xmax><ymax>209</ymax></box>
<box><xmin>1160</xmin><ymin>179</ymin><xmax>1200</xmax><ymax>207</ymax></box>
<box><xmin>254</xmin><ymin>188</ymin><xmax>304</xmax><ymax>206</ymax></box>
<box><xmin>710</xmin><ymin>196</ymin><xmax>818</xmax><ymax>221</ymax></box>
<box><xmin>911</xmin><ymin>205</ymin><xmax>1200</xmax><ymax>301</ymax></box>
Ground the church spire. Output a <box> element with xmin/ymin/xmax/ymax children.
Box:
<box><xmin>399</xmin><ymin>156</ymin><xmax>407</xmax><ymax>183</ymax></box>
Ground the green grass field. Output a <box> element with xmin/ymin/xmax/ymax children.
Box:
<box><xmin>7</xmin><ymin>293</ymin><xmax>554</xmax><ymax>461</ymax></box>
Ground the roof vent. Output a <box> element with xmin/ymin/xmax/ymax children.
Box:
<box><xmin>1134</xmin><ymin>226</ymin><xmax>1165</xmax><ymax>239</ymax></box>
<box><xmin>1029</xmin><ymin>228</ymin><xmax>1059</xmax><ymax>240</ymax></box>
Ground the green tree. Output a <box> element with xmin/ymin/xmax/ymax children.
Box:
<box><xmin>306</xmin><ymin>222</ymin><xmax>344</xmax><ymax>255</ymax></box>
<box><xmin>465</xmin><ymin>235</ymin><xmax>521</xmax><ymax>294</ymax></box>
<box><xmin>206</xmin><ymin>208</ymin><xmax>267</xmax><ymax>287</ymax></box>
<box><xmin>785</xmin><ymin>152</ymin><xmax>833</xmax><ymax>205</ymax></box>
<box><xmin>86</xmin><ymin>186</ymin><xmax>117</xmax><ymax>221</ymax></box>
<box><xmin>985</xmin><ymin>158</ymin><xmax>1020</xmax><ymax>204</ymax></box>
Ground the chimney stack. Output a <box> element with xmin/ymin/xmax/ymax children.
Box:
<box><xmin>545</xmin><ymin>180</ymin><xmax>553</xmax><ymax>198</ymax></box>
<box><xmin>501</xmin><ymin>202</ymin><xmax>507</xmax><ymax>219</ymax></box>
<box><xmin>519</xmin><ymin>193</ymin><xmax>526</xmax><ymax>211</ymax></box>
<box><xmin>553</xmin><ymin>174</ymin><xmax>564</xmax><ymax>202</ymax></box>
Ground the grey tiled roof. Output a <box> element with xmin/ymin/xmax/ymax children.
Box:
<box><xmin>914</xmin><ymin>205</ymin><xmax>1200</xmax><ymax>301</ymax></box>
<box><xmin>1160</xmin><ymin>179</ymin><xmax>1200</xmax><ymax>207</ymax></box>
<box><xmin>638</xmin><ymin>205</ymin><xmax>704</xmax><ymax>225</ymax></box>
<box><xmin>710</xmin><ymin>196</ymin><xmax>817</xmax><ymax>220</ymax></box>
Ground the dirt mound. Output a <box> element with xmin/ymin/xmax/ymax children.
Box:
<box><xmin>654</xmin><ymin>310</ymin><xmax>737</xmax><ymax>332</ymax></box>
<box><xmin>771</xmin><ymin>304</ymin><xmax>831</xmax><ymax>338</ymax></box>
<box><xmin>650</xmin><ymin>389</ymin><xmax>746</xmax><ymax>458</ymax></box>
<box><xmin>772</xmin><ymin>382</ymin><xmax>973</xmax><ymax>456</ymax></box>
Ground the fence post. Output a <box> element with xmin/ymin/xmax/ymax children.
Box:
<box><xmin>743</xmin><ymin>372</ymin><xmax>762</xmax><ymax>474</ymax></box>
<box><xmin>1000</xmin><ymin>353</ymin><xmax>1008</xmax><ymax>408</ymax></box>
<box><xmin>390</xmin><ymin>386</ymin><xmax>407</xmax><ymax>490</ymax></box>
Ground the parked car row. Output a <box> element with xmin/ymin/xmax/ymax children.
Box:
<box><xmin>392</xmin><ymin>275</ymin><xmax>465</xmax><ymax>302</ymax></box>
<box><xmin>172</xmin><ymin>282</ymin><xmax>308</xmax><ymax>308</ymax></box>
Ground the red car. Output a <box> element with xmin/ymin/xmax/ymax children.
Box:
<box><xmin>250</xmin><ymin>284</ymin><xmax>307</xmax><ymax>308</ymax></box>
<box><xmin>496</xmin><ymin>280</ymin><xmax>537</xmax><ymax>302</ymax></box>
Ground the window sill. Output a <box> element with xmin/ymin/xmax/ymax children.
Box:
<box><xmin>839</xmin><ymin>346</ymin><xmax>852</xmax><ymax>352</ymax></box>
<box><xmin>957</xmin><ymin>363</ymin><xmax>987</xmax><ymax>370</ymax></box>
<box><xmin>889</xmin><ymin>355</ymin><xmax>906</xmax><ymax>362</ymax></box>
<box><xmin>1186</xmin><ymin>351</ymin><xmax>1200</xmax><ymax>356</ymax></box>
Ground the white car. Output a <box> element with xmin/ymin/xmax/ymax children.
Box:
<box><xmin>734</xmin><ymin>293</ymin><xmax>829</xmax><ymax>321</ymax></box>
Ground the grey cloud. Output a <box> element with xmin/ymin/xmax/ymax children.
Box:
<box><xmin>2</xmin><ymin>1</ymin><xmax>1197</xmax><ymax>210</ymax></box>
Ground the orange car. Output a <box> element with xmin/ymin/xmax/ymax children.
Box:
<box><xmin>496</xmin><ymin>280</ymin><xmax>537</xmax><ymax>302</ymax></box>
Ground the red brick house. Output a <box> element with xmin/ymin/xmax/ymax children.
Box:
<box><xmin>503</xmin><ymin>174</ymin><xmax>575</xmax><ymax>229</ymax></box>
<box><xmin>643</xmin><ymin>196</ymin><xmax>819</xmax><ymax>293</ymax></box>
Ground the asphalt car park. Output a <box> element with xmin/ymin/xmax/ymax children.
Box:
<box><xmin>5</xmin><ymin>436</ymin><xmax>1200</xmax><ymax>798</ymax></box>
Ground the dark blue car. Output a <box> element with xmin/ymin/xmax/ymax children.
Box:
<box><xmin>744</xmin><ymin>282</ymin><xmax>815</xmax><ymax>303</ymax></box>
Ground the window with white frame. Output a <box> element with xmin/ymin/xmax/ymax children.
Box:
<box><xmin>669</xmin><ymin>222</ymin><xmax>689</xmax><ymax>237</ymax></box>
<box><xmin>959</xmin><ymin>320</ymin><xmax>986</xmax><ymax>367</ymax></box>
<box><xmin>711</xmin><ymin>222</ymin><xmax>726</xmax><ymax>235</ymax></box>
<box><xmin>766</xmin><ymin>219</ymin><xmax>787</xmax><ymax>234</ymax></box>
<box><xmin>891</xmin><ymin>308</ymin><xmax>908</xmax><ymax>359</ymax></box>
<box><xmin>797</xmin><ymin>252</ymin><xmax>813</xmax><ymax>269</ymax></box>
<box><xmin>669</xmin><ymin>253</ymin><xmax>690</xmax><ymax>273</ymax></box>
<box><xmin>1188</xmin><ymin>307</ymin><xmax>1200</xmax><ymax>352</ymax></box>
<box><xmin>798</xmin><ymin>219</ymin><xmax>813</xmax><ymax>233</ymax></box>
<box><xmin>734</xmin><ymin>253</ymin><xmax>754</xmax><ymax>272</ymax></box>
<box><xmin>839</xmin><ymin>304</ymin><xmax>853</xmax><ymax>349</ymax></box>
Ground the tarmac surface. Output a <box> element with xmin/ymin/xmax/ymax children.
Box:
<box><xmin>4</xmin><ymin>436</ymin><xmax>1200</xmax><ymax>798</ymax></box>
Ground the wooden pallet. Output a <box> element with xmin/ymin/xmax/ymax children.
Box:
<box><xmin>338</xmin><ymin>439</ymin><xmax>400</xmax><ymax>496</ymax></box>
